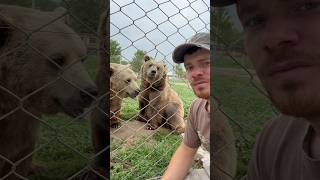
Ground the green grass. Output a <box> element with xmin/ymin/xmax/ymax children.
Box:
<box><xmin>213</xmin><ymin>54</ymin><xmax>254</xmax><ymax>69</ymax></box>
<box><xmin>213</xmin><ymin>74</ymin><xmax>277</xmax><ymax>178</ymax></box>
<box><xmin>111</xmin><ymin>131</ymin><xmax>181</xmax><ymax>180</ymax></box>
<box><xmin>111</xmin><ymin>80</ymin><xmax>196</xmax><ymax>179</ymax></box>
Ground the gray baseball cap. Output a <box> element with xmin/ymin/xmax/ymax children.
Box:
<box><xmin>172</xmin><ymin>32</ymin><xmax>210</xmax><ymax>63</ymax></box>
<box><xmin>212</xmin><ymin>0</ymin><xmax>236</xmax><ymax>7</ymax></box>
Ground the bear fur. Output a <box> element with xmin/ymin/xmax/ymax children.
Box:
<box><xmin>110</xmin><ymin>63</ymin><xmax>140</xmax><ymax>128</ymax></box>
<box><xmin>0</xmin><ymin>5</ymin><xmax>97</xmax><ymax>179</ymax></box>
<box><xmin>137</xmin><ymin>55</ymin><xmax>185</xmax><ymax>133</ymax></box>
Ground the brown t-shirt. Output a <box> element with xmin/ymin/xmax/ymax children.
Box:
<box><xmin>183</xmin><ymin>98</ymin><xmax>210</xmax><ymax>151</ymax></box>
<box><xmin>248</xmin><ymin>115</ymin><xmax>320</xmax><ymax>180</ymax></box>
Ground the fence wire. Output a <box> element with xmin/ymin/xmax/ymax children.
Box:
<box><xmin>0</xmin><ymin>0</ymin><xmax>107</xmax><ymax>179</ymax></box>
<box><xmin>110</xmin><ymin>0</ymin><xmax>209</xmax><ymax>179</ymax></box>
<box><xmin>212</xmin><ymin>6</ymin><xmax>279</xmax><ymax>180</ymax></box>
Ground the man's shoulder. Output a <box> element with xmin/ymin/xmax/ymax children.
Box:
<box><xmin>249</xmin><ymin>115</ymin><xmax>310</xmax><ymax>179</ymax></box>
<box><xmin>190</xmin><ymin>98</ymin><xmax>207</xmax><ymax>109</ymax></box>
<box><xmin>255</xmin><ymin>114</ymin><xmax>309</xmax><ymax>154</ymax></box>
<box><xmin>262</xmin><ymin>115</ymin><xmax>306</xmax><ymax>135</ymax></box>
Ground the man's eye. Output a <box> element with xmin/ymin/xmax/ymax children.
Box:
<box><xmin>185</xmin><ymin>66</ymin><xmax>192</xmax><ymax>71</ymax></box>
<box><xmin>244</xmin><ymin>16</ymin><xmax>266</xmax><ymax>30</ymax></box>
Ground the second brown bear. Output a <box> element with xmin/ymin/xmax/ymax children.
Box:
<box><xmin>137</xmin><ymin>55</ymin><xmax>185</xmax><ymax>134</ymax></box>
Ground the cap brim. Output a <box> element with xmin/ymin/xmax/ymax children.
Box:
<box><xmin>212</xmin><ymin>0</ymin><xmax>236</xmax><ymax>7</ymax></box>
<box><xmin>172</xmin><ymin>43</ymin><xmax>210</xmax><ymax>63</ymax></box>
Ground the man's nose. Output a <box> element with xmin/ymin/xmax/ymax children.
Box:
<box><xmin>190</xmin><ymin>67</ymin><xmax>204</xmax><ymax>77</ymax></box>
<box><xmin>263</xmin><ymin>17</ymin><xmax>299</xmax><ymax>51</ymax></box>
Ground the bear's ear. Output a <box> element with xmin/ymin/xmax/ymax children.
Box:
<box><xmin>144</xmin><ymin>55</ymin><xmax>151</xmax><ymax>62</ymax></box>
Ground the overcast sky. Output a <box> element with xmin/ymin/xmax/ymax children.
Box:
<box><xmin>110</xmin><ymin>0</ymin><xmax>210</xmax><ymax>73</ymax></box>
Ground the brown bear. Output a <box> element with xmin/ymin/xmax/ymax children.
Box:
<box><xmin>0</xmin><ymin>5</ymin><xmax>97</xmax><ymax>179</ymax></box>
<box><xmin>110</xmin><ymin>63</ymin><xmax>140</xmax><ymax>128</ymax></box>
<box><xmin>137</xmin><ymin>55</ymin><xmax>185</xmax><ymax>133</ymax></box>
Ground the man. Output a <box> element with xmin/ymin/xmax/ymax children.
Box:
<box><xmin>161</xmin><ymin>32</ymin><xmax>237</xmax><ymax>180</ymax></box>
<box><xmin>214</xmin><ymin>0</ymin><xmax>320</xmax><ymax>180</ymax></box>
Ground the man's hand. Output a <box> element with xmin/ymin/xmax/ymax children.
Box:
<box><xmin>161</xmin><ymin>143</ymin><xmax>198</xmax><ymax>180</ymax></box>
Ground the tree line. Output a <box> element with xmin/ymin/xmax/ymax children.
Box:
<box><xmin>111</xmin><ymin>39</ymin><xmax>186</xmax><ymax>79</ymax></box>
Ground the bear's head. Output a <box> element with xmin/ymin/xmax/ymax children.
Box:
<box><xmin>141</xmin><ymin>55</ymin><xmax>167</xmax><ymax>84</ymax></box>
<box><xmin>110</xmin><ymin>63</ymin><xmax>140</xmax><ymax>99</ymax></box>
<box><xmin>0</xmin><ymin>5</ymin><xmax>97</xmax><ymax>118</ymax></box>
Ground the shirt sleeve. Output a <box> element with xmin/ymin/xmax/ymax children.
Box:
<box><xmin>247</xmin><ymin>119</ymin><xmax>276</xmax><ymax>180</ymax></box>
<box><xmin>183</xmin><ymin>101</ymin><xmax>201</xmax><ymax>149</ymax></box>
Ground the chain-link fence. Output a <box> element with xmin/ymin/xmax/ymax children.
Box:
<box><xmin>212</xmin><ymin>6</ymin><xmax>278</xmax><ymax>180</ymax></box>
<box><xmin>110</xmin><ymin>0</ymin><xmax>209</xmax><ymax>179</ymax></box>
<box><xmin>0</xmin><ymin>0</ymin><xmax>107</xmax><ymax>179</ymax></box>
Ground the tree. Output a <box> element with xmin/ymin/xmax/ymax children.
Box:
<box><xmin>60</xmin><ymin>0</ymin><xmax>105</xmax><ymax>33</ymax></box>
<box><xmin>212</xmin><ymin>8</ymin><xmax>243</xmax><ymax>51</ymax></box>
<box><xmin>130</xmin><ymin>50</ymin><xmax>146</xmax><ymax>73</ymax></box>
<box><xmin>110</xmin><ymin>39</ymin><xmax>121</xmax><ymax>63</ymax></box>
<box><xmin>175</xmin><ymin>64</ymin><xmax>185</xmax><ymax>79</ymax></box>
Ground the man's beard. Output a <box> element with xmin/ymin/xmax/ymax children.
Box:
<box><xmin>267</xmin><ymin>80</ymin><xmax>320</xmax><ymax>118</ymax></box>
<box><xmin>193</xmin><ymin>88</ymin><xmax>210</xmax><ymax>100</ymax></box>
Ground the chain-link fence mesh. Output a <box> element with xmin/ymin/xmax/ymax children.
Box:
<box><xmin>212</xmin><ymin>6</ymin><xmax>278</xmax><ymax>180</ymax></box>
<box><xmin>0</xmin><ymin>0</ymin><xmax>107</xmax><ymax>179</ymax></box>
<box><xmin>110</xmin><ymin>0</ymin><xmax>209</xmax><ymax>179</ymax></box>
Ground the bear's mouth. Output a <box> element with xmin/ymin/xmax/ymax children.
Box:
<box><xmin>126</xmin><ymin>92</ymin><xmax>138</xmax><ymax>99</ymax></box>
<box><xmin>147</xmin><ymin>73</ymin><xmax>157</xmax><ymax>79</ymax></box>
<box><xmin>54</xmin><ymin>98</ymin><xmax>84</xmax><ymax>118</ymax></box>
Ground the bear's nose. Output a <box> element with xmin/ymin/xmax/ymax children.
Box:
<box><xmin>151</xmin><ymin>70</ymin><xmax>156</xmax><ymax>74</ymax></box>
<box><xmin>135</xmin><ymin>89</ymin><xmax>140</xmax><ymax>96</ymax></box>
<box><xmin>81</xmin><ymin>87</ymin><xmax>98</xmax><ymax>105</ymax></box>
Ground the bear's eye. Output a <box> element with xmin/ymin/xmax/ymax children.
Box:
<box><xmin>50</xmin><ymin>54</ymin><xmax>65</xmax><ymax>67</ymax></box>
<box><xmin>126</xmin><ymin>79</ymin><xmax>131</xmax><ymax>83</ymax></box>
<box><xmin>149</xmin><ymin>64</ymin><xmax>152</xmax><ymax>67</ymax></box>
<box><xmin>157</xmin><ymin>67</ymin><xmax>159</xmax><ymax>70</ymax></box>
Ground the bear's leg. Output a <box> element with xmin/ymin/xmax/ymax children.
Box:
<box><xmin>136</xmin><ymin>92</ymin><xmax>149</xmax><ymax>122</ymax></box>
<box><xmin>145</xmin><ymin>109</ymin><xmax>161</xmax><ymax>130</ymax></box>
<box><xmin>165</xmin><ymin>108</ymin><xmax>185</xmax><ymax>134</ymax></box>
<box><xmin>137</xmin><ymin>100</ymin><xmax>148</xmax><ymax>122</ymax></box>
<box><xmin>110</xmin><ymin>110</ymin><xmax>121</xmax><ymax>128</ymax></box>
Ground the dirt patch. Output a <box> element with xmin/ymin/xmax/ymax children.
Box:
<box><xmin>110</xmin><ymin>120</ymin><xmax>162</xmax><ymax>143</ymax></box>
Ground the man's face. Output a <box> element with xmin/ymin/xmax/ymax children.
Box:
<box><xmin>238</xmin><ymin>0</ymin><xmax>320</xmax><ymax>117</ymax></box>
<box><xmin>184</xmin><ymin>48</ymin><xmax>210</xmax><ymax>100</ymax></box>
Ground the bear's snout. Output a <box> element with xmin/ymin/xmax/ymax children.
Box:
<box><xmin>134</xmin><ymin>89</ymin><xmax>140</xmax><ymax>97</ymax></box>
<box><xmin>80</xmin><ymin>86</ymin><xmax>98</xmax><ymax>106</ymax></box>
